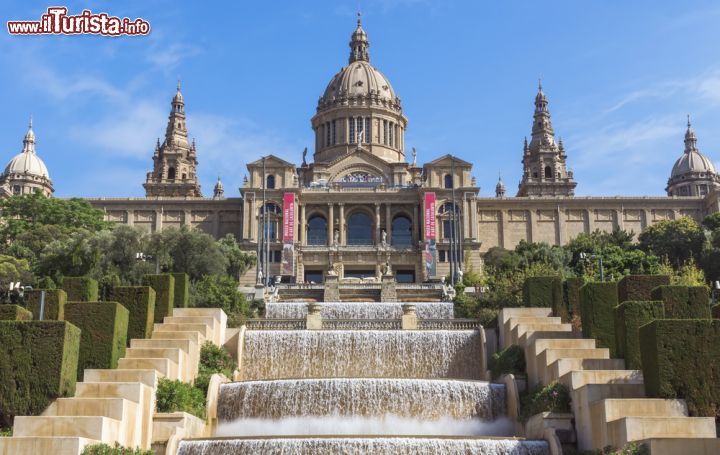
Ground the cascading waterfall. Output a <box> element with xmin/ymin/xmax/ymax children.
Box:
<box><xmin>217</xmin><ymin>378</ymin><xmax>506</xmax><ymax>421</ymax></box>
<box><xmin>264</xmin><ymin>302</ymin><xmax>455</xmax><ymax>320</ymax></box>
<box><xmin>239</xmin><ymin>330</ymin><xmax>483</xmax><ymax>380</ymax></box>
<box><xmin>177</xmin><ymin>438</ymin><xmax>550</xmax><ymax>455</ymax></box>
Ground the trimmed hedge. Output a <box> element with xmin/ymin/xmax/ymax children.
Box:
<box><xmin>617</xmin><ymin>275</ymin><xmax>670</xmax><ymax>303</ymax></box>
<box><xmin>61</xmin><ymin>276</ymin><xmax>99</xmax><ymax>302</ymax></box>
<box><xmin>25</xmin><ymin>289</ymin><xmax>66</xmax><ymax>320</ymax></box>
<box><xmin>171</xmin><ymin>273</ymin><xmax>190</xmax><ymax>308</ymax></box>
<box><xmin>109</xmin><ymin>286</ymin><xmax>156</xmax><ymax>341</ymax></box>
<box><xmin>0</xmin><ymin>321</ymin><xmax>80</xmax><ymax>427</ymax></box>
<box><xmin>0</xmin><ymin>304</ymin><xmax>32</xmax><ymax>321</ymax></box>
<box><xmin>142</xmin><ymin>274</ymin><xmax>175</xmax><ymax>324</ymax></box>
<box><xmin>64</xmin><ymin>302</ymin><xmax>129</xmax><ymax>380</ymax></box>
<box><xmin>640</xmin><ymin>319</ymin><xmax>720</xmax><ymax>417</ymax></box>
<box><xmin>651</xmin><ymin>285</ymin><xmax>711</xmax><ymax>319</ymax></box>
<box><xmin>489</xmin><ymin>344</ymin><xmax>526</xmax><ymax>380</ymax></box>
<box><xmin>614</xmin><ymin>301</ymin><xmax>664</xmax><ymax>369</ymax></box>
<box><xmin>565</xmin><ymin>277</ymin><xmax>584</xmax><ymax>319</ymax></box>
<box><xmin>523</xmin><ymin>276</ymin><xmax>566</xmax><ymax>320</ymax></box>
<box><xmin>580</xmin><ymin>282</ymin><xmax>618</xmax><ymax>356</ymax></box>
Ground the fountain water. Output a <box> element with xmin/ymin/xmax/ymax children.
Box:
<box><xmin>265</xmin><ymin>301</ymin><xmax>454</xmax><ymax>320</ymax></box>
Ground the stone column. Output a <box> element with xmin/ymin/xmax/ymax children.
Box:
<box><xmin>339</xmin><ymin>203</ymin><xmax>345</xmax><ymax>245</ymax></box>
<box><xmin>528</xmin><ymin>209</ymin><xmax>536</xmax><ymax>243</ymax></box>
<box><xmin>470</xmin><ymin>197</ymin><xmax>478</xmax><ymax>240</ymax></box>
<box><xmin>127</xmin><ymin>210</ymin><xmax>134</xmax><ymax>226</ymax></box>
<box><xmin>250</xmin><ymin>199</ymin><xmax>258</xmax><ymax>242</ymax></box>
<box><xmin>299</xmin><ymin>204</ymin><xmax>306</xmax><ymax>245</ymax></box>
<box><xmin>328</xmin><ymin>204</ymin><xmax>335</xmax><ymax>246</ymax></box>
<box><xmin>306</xmin><ymin>302</ymin><xmax>323</xmax><ymax>330</ymax></box>
<box><xmin>184</xmin><ymin>210</ymin><xmax>192</xmax><ymax>227</ymax></box>
<box><xmin>412</xmin><ymin>205</ymin><xmax>419</xmax><ymax>244</ymax></box>
<box><xmin>213</xmin><ymin>211</ymin><xmax>220</xmax><ymax>239</ymax></box>
<box><xmin>375</xmin><ymin>203</ymin><xmax>381</xmax><ymax>245</ymax></box>
<box><xmin>381</xmin><ymin>274</ymin><xmax>397</xmax><ymax>302</ymax></box>
<box><xmin>500</xmin><ymin>209</ymin><xmax>508</xmax><ymax>249</ymax></box>
<box><xmin>324</xmin><ymin>275</ymin><xmax>340</xmax><ymax>302</ymax></box>
<box><xmin>586</xmin><ymin>208</ymin><xmax>594</xmax><ymax>234</ymax></box>
<box><xmin>555</xmin><ymin>206</ymin><xmax>563</xmax><ymax>246</ymax></box>
<box><xmin>401</xmin><ymin>303</ymin><xmax>417</xmax><ymax>329</ymax></box>
<box><xmin>385</xmin><ymin>203</ymin><xmax>392</xmax><ymax>246</ymax></box>
<box><xmin>155</xmin><ymin>209</ymin><xmax>163</xmax><ymax>233</ymax></box>
<box><xmin>643</xmin><ymin>209</ymin><xmax>652</xmax><ymax>229</ymax></box>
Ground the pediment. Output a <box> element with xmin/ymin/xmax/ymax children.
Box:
<box><xmin>246</xmin><ymin>154</ymin><xmax>295</xmax><ymax>169</ymax></box>
<box><xmin>425</xmin><ymin>154</ymin><xmax>472</xmax><ymax>168</ymax></box>
<box><xmin>325</xmin><ymin>148</ymin><xmax>395</xmax><ymax>183</ymax></box>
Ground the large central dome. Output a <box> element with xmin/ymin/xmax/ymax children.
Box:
<box><xmin>311</xmin><ymin>16</ymin><xmax>408</xmax><ymax>164</ymax></box>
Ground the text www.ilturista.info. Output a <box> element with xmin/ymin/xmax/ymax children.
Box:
<box><xmin>7</xmin><ymin>7</ymin><xmax>150</xmax><ymax>36</ymax></box>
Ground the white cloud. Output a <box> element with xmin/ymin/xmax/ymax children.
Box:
<box><xmin>145</xmin><ymin>42</ymin><xmax>202</xmax><ymax>71</ymax></box>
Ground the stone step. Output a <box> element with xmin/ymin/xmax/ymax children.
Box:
<box><xmin>117</xmin><ymin>357</ymin><xmax>178</xmax><ymax>380</ymax></box>
<box><xmin>547</xmin><ymin>358</ymin><xmax>626</xmax><ymax>384</ymax></box>
<box><xmin>637</xmin><ymin>438</ymin><xmax>720</xmax><ymax>455</ymax></box>
<box><xmin>518</xmin><ymin>330</ymin><xmax>580</xmax><ymax>348</ymax></box>
<box><xmin>154</xmin><ymin>323</ymin><xmax>211</xmax><ymax>339</ymax></box>
<box><xmin>83</xmin><ymin>369</ymin><xmax>158</xmax><ymax>388</ymax></box>
<box><xmin>53</xmin><ymin>397</ymin><xmax>136</xmax><ymax>421</ymax></box>
<box><xmin>0</xmin><ymin>436</ymin><xmax>100</xmax><ymax>455</ymax></box>
<box><xmin>13</xmin><ymin>416</ymin><xmax>122</xmax><ymax>444</ymax></box>
<box><xmin>130</xmin><ymin>339</ymin><xmax>197</xmax><ymax>380</ymax></box>
<box><xmin>606</xmin><ymin>416</ymin><xmax>716</xmax><ymax>450</ymax></box>
<box><xmin>163</xmin><ymin>315</ymin><xmax>216</xmax><ymax>327</ymax></box>
<box><xmin>572</xmin><ymin>383</ymin><xmax>647</xmax><ymax>451</ymax></box>
<box><xmin>511</xmin><ymin>323</ymin><xmax>572</xmax><ymax>346</ymax></box>
<box><xmin>526</xmin><ymin>338</ymin><xmax>597</xmax><ymax>387</ymax></box>
<box><xmin>498</xmin><ymin>308</ymin><xmax>553</xmax><ymax>348</ymax></box>
<box><xmin>535</xmin><ymin>348</ymin><xmax>610</xmax><ymax>387</ymax></box>
<box><xmin>151</xmin><ymin>330</ymin><xmax>204</xmax><ymax>345</ymax></box>
<box><xmin>124</xmin><ymin>347</ymin><xmax>185</xmax><ymax>380</ymax></box>
<box><xmin>75</xmin><ymin>382</ymin><xmax>147</xmax><ymax>403</ymax></box>
<box><xmin>559</xmin><ymin>370</ymin><xmax>643</xmax><ymax>391</ymax></box>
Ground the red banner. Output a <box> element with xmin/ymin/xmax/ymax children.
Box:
<box><xmin>282</xmin><ymin>193</ymin><xmax>295</xmax><ymax>276</ymax></box>
<box><xmin>424</xmin><ymin>192</ymin><xmax>437</xmax><ymax>277</ymax></box>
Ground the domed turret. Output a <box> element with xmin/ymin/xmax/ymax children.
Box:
<box><xmin>0</xmin><ymin>118</ymin><xmax>54</xmax><ymax>197</ymax></box>
<box><xmin>213</xmin><ymin>176</ymin><xmax>225</xmax><ymax>199</ymax></box>
<box><xmin>311</xmin><ymin>14</ymin><xmax>408</xmax><ymax>164</ymax></box>
<box><xmin>666</xmin><ymin>116</ymin><xmax>720</xmax><ymax>197</ymax></box>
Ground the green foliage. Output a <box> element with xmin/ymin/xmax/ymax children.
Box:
<box><xmin>0</xmin><ymin>427</ymin><xmax>11</xmax><ymax>437</ymax></box>
<box><xmin>489</xmin><ymin>345</ymin><xmax>525</xmax><ymax>380</ymax></box>
<box><xmin>142</xmin><ymin>274</ymin><xmax>175</xmax><ymax>324</ymax></box>
<box><xmin>651</xmin><ymin>285</ymin><xmax>711</xmax><ymax>319</ymax></box>
<box><xmin>640</xmin><ymin>319</ymin><xmax>720</xmax><ymax>417</ymax></box>
<box><xmin>565</xmin><ymin>277</ymin><xmax>585</xmax><ymax>319</ymax></box>
<box><xmin>519</xmin><ymin>382</ymin><xmax>571</xmax><ymax>423</ymax></box>
<box><xmin>61</xmin><ymin>276</ymin><xmax>99</xmax><ymax>302</ymax></box>
<box><xmin>0</xmin><ymin>321</ymin><xmax>80</xmax><ymax>427</ymax></box>
<box><xmin>638</xmin><ymin>217</ymin><xmax>705</xmax><ymax>268</ymax></box>
<box><xmin>24</xmin><ymin>289</ymin><xmax>66</xmax><ymax>321</ymax></box>
<box><xmin>81</xmin><ymin>442</ymin><xmax>153</xmax><ymax>455</ymax></box>
<box><xmin>712</xmin><ymin>303</ymin><xmax>720</xmax><ymax>319</ymax></box>
<box><xmin>614</xmin><ymin>301</ymin><xmax>664</xmax><ymax>369</ymax></box>
<box><xmin>523</xmin><ymin>276</ymin><xmax>567</xmax><ymax>320</ymax></box>
<box><xmin>155</xmin><ymin>378</ymin><xmax>206</xmax><ymax>419</ymax></box>
<box><xmin>195</xmin><ymin>341</ymin><xmax>237</xmax><ymax>395</ymax></box>
<box><xmin>109</xmin><ymin>286</ymin><xmax>156</xmax><ymax>341</ymax></box>
<box><xmin>617</xmin><ymin>274</ymin><xmax>670</xmax><ymax>303</ymax></box>
<box><xmin>191</xmin><ymin>274</ymin><xmax>251</xmax><ymax>327</ymax></box>
<box><xmin>0</xmin><ymin>305</ymin><xmax>32</xmax><ymax>321</ymax></box>
<box><xmin>148</xmin><ymin>227</ymin><xmax>227</xmax><ymax>281</ymax></box>
<box><xmin>171</xmin><ymin>273</ymin><xmax>190</xmax><ymax>308</ymax></box>
<box><xmin>217</xmin><ymin>234</ymin><xmax>256</xmax><ymax>278</ymax></box>
<box><xmin>580</xmin><ymin>282</ymin><xmax>619</xmax><ymax>356</ymax></box>
<box><xmin>64</xmin><ymin>302</ymin><xmax>128</xmax><ymax>380</ymax></box>
<box><xmin>0</xmin><ymin>255</ymin><xmax>32</xmax><ymax>291</ymax></box>
<box><xmin>702</xmin><ymin>212</ymin><xmax>720</xmax><ymax>232</ymax></box>
<box><xmin>476</xmin><ymin>308</ymin><xmax>499</xmax><ymax>328</ymax></box>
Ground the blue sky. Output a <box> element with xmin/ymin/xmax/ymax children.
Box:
<box><xmin>1</xmin><ymin>0</ymin><xmax>720</xmax><ymax>198</ymax></box>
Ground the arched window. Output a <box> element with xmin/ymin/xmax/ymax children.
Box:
<box><xmin>182</xmin><ymin>173</ymin><xmax>187</xmax><ymax>180</ymax></box>
<box><xmin>307</xmin><ymin>215</ymin><xmax>328</xmax><ymax>246</ymax></box>
<box><xmin>347</xmin><ymin>212</ymin><xmax>373</xmax><ymax>245</ymax></box>
<box><xmin>444</xmin><ymin>174</ymin><xmax>453</xmax><ymax>189</ymax></box>
<box><xmin>266</xmin><ymin>174</ymin><xmax>276</xmax><ymax>189</ymax></box>
<box><xmin>544</xmin><ymin>166</ymin><xmax>552</xmax><ymax>179</ymax></box>
<box><xmin>168</xmin><ymin>167</ymin><xmax>176</xmax><ymax>180</ymax></box>
<box><xmin>391</xmin><ymin>215</ymin><xmax>412</xmax><ymax>247</ymax></box>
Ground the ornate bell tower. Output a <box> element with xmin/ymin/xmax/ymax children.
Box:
<box><xmin>144</xmin><ymin>82</ymin><xmax>202</xmax><ymax>198</ymax></box>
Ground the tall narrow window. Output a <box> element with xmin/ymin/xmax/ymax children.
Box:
<box><xmin>168</xmin><ymin>167</ymin><xmax>176</xmax><ymax>180</ymax></box>
<box><xmin>544</xmin><ymin>166</ymin><xmax>552</xmax><ymax>179</ymax></box>
<box><xmin>356</xmin><ymin>117</ymin><xmax>363</xmax><ymax>143</ymax></box>
<box><xmin>365</xmin><ymin>117</ymin><xmax>371</xmax><ymax>143</ymax></box>
<box><xmin>395</xmin><ymin>124</ymin><xmax>399</xmax><ymax>148</ymax></box>
<box><xmin>266</xmin><ymin>174</ymin><xmax>276</xmax><ymax>189</ymax></box>
<box><xmin>383</xmin><ymin>120</ymin><xmax>388</xmax><ymax>145</ymax></box>
<box><xmin>325</xmin><ymin>122</ymin><xmax>330</xmax><ymax>147</ymax></box>
<box><xmin>444</xmin><ymin>174</ymin><xmax>453</xmax><ymax>189</ymax></box>
<box><xmin>349</xmin><ymin>116</ymin><xmax>356</xmax><ymax>143</ymax></box>
<box><xmin>389</xmin><ymin>122</ymin><xmax>394</xmax><ymax>148</ymax></box>
<box><xmin>331</xmin><ymin>120</ymin><xmax>337</xmax><ymax>145</ymax></box>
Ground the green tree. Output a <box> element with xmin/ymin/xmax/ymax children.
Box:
<box><xmin>638</xmin><ymin>217</ymin><xmax>705</xmax><ymax>267</ymax></box>
<box><xmin>217</xmin><ymin>234</ymin><xmax>256</xmax><ymax>278</ymax></box>
<box><xmin>191</xmin><ymin>274</ymin><xmax>253</xmax><ymax>326</ymax></box>
<box><xmin>0</xmin><ymin>254</ymin><xmax>32</xmax><ymax>289</ymax></box>
<box><xmin>148</xmin><ymin>227</ymin><xmax>227</xmax><ymax>281</ymax></box>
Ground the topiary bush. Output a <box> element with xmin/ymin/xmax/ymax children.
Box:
<box><xmin>523</xmin><ymin>276</ymin><xmax>563</xmax><ymax>311</ymax></box>
<box><xmin>0</xmin><ymin>321</ymin><xmax>80</xmax><ymax>427</ymax></box>
<box><xmin>617</xmin><ymin>275</ymin><xmax>670</xmax><ymax>303</ymax></box>
<box><xmin>171</xmin><ymin>273</ymin><xmax>190</xmax><ymax>308</ymax></box>
<box><xmin>61</xmin><ymin>276</ymin><xmax>99</xmax><ymax>302</ymax></box>
<box><xmin>640</xmin><ymin>319</ymin><xmax>720</xmax><ymax>417</ymax></box>
<box><xmin>0</xmin><ymin>305</ymin><xmax>32</xmax><ymax>321</ymax></box>
<box><xmin>614</xmin><ymin>301</ymin><xmax>664</xmax><ymax>369</ymax></box>
<box><xmin>155</xmin><ymin>378</ymin><xmax>206</xmax><ymax>419</ymax></box>
<box><xmin>489</xmin><ymin>344</ymin><xmax>526</xmax><ymax>380</ymax></box>
<box><xmin>580</xmin><ymin>281</ymin><xmax>619</xmax><ymax>356</ymax></box>
<box><xmin>81</xmin><ymin>442</ymin><xmax>153</xmax><ymax>455</ymax></box>
<box><xmin>519</xmin><ymin>381</ymin><xmax>571</xmax><ymax>423</ymax></box>
<box><xmin>564</xmin><ymin>277</ymin><xmax>584</xmax><ymax>320</ymax></box>
<box><xmin>109</xmin><ymin>286</ymin><xmax>156</xmax><ymax>341</ymax></box>
<box><xmin>195</xmin><ymin>341</ymin><xmax>237</xmax><ymax>395</ymax></box>
<box><xmin>142</xmin><ymin>274</ymin><xmax>175</xmax><ymax>324</ymax></box>
<box><xmin>24</xmin><ymin>289</ymin><xmax>66</xmax><ymax>321</ymax></box>
<box><xmin>651</xmin><ymin>285</ymin><xmax>711</xmax><ymax>319</ymax></box>
<box><xmin>64</xmin><ymin>302</ymin><xmax>128</xmax><ymax>380</ymax></box>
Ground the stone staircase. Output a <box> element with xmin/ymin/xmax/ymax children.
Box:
<box><xmin>0</xmin><ymin>308</ymin><xmax>226</xmax><ymax>455</ymax></box>
<box><xmin>499</xmin><ymin>307</ymin><xmax>719</xmax><ymax>453</ymax></box>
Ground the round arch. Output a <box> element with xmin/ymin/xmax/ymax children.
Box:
<box><xmin>346</xmin><ymin>209</ymin><xmax>374</xmax><ymax>245</ymax></box>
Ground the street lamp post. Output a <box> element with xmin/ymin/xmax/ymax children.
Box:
<box><xmin>136</xmin><ymin>252</ymin><xmax>160</xmax><ymax>274</ymax></box>
<box><xmin>580</xmin><ymin>252</ymin><xmax>604</xmax><ymax>282</ymax></box>
<box><xmin>711</xmin><ymin>281</ymin><xmax>720</xmax><ymax>308</ymax></box>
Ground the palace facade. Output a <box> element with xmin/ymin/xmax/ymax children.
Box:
<box><xmin>4</xmin><ymin>17</ymin><xmax>720</xmax><ymax>284</ymax></box>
